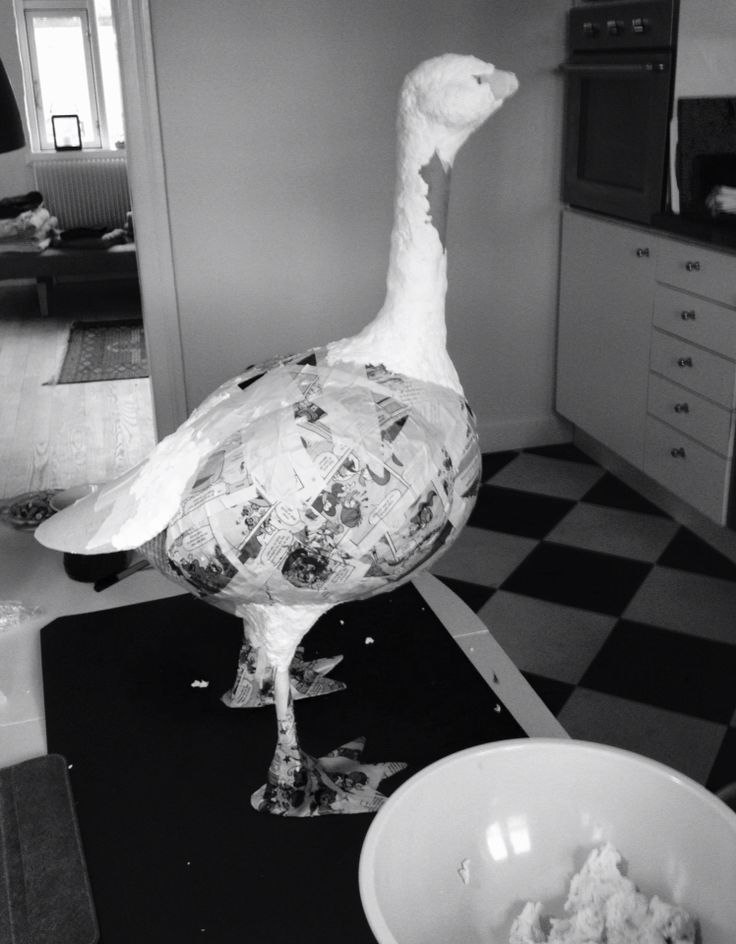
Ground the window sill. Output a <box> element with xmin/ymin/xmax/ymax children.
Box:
<box><xmin>28</xmin><ymin>150</ymin><xmax>127</xmax><ymax>163</ymax></box>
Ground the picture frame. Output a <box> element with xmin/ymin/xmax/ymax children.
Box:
<box><xmin>51</xmin><ymin>114</ymin><xmax>82</xmax><ymax>151</ymax></box>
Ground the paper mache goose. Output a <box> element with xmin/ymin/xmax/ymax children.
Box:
<box><xmin>36</xmin><ymin>54</ymin><xmax>518</xmax><ymax>816</ymax></box>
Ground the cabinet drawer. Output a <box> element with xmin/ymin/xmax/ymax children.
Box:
<box><xmin>657</xmin><ymin>239</ymin><xmax>736</xmax><ymax>307</ymax></box>
<box><xmin>644</xmin><ymin>416</ymin><xmax>731</xmax><ymax>524</ymax></box>
<box><xmin>647</xmin><ymin>373</ymin><xmax>734</xmax><ymax>457</ymax></box>
<box><xmin>653</xmin><ymin>285</ymin><xmax>736</xmax><ymax>357</ymax></box>
<box><xmin>649</xmin><ymin>329</ymin><xmax>736</xmax><ymax>407</ymax></box>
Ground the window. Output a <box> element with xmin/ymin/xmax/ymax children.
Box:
<box><xmin>14</xmin><ymin>0</ymin><xmax>125</xmax><ymax>152</ymax></box>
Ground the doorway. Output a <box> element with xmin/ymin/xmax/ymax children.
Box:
<box><xmin>0</xmin><ymin>276</ymin><xmax>156</xmax><ymax>499</ymax></box>
<box><xmin>1</xmin><ymin>0</ymin><xmax>186</xmax><ymax>500</ymax></box>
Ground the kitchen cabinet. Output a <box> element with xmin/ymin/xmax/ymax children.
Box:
<box><xmin>644</xmin><ymin>236</ymin><xmax>736</xmax><ymax>523</ymax></box>
<box><xmin>556</xmin><ymin>209</ymin><xmax>736</xmax><ymax>526</ymax></box>
<box><xmin>556</xmin><ymin>210</ymin><xmax>655</xmax><ymax>468</ymax></box>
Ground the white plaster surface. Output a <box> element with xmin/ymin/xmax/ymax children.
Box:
<box><xmin>675</xmin><ymin>0</ymin><xmax>736</xmax><ymax>98</ymax></box>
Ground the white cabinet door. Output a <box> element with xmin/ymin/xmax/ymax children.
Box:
<box><xmin>556</xmin><ymin>210</ymin><xmax>655</xmax><ymax>468</ymax></box>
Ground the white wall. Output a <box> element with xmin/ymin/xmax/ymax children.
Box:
<box><xmin>0</xmin><ymin>1</ymin><xmax>34</xmax><ymax>195</ymax></box>
<box><xmin>146</xmin><ymin>0</ymin><xmax>569</xmax><ymax>450</ymax></box>
<box><xmin>675</xmin><ymin>0</ymin><xmax>736</xmax><ymax>98</ymax></box>
<box><xmin>669</xmin><ymin>0</ymin><xmax>736</xmax><ymax>213</ymax></box>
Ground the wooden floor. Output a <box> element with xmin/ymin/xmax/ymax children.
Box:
<box><xmin>0</xmin><ymin>279</ymin><xmax>156</xmax><ymax>500</ymax></box>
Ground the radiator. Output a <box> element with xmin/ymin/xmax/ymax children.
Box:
<box><xmin>32</xmin><ymin>156</ymin><xmax>130</xmax><ymax>230</ymax></box>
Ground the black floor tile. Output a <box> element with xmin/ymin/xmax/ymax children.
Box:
<box><xmin>435</xmin><ymin>576</ymin><xmax>495</xmax><ymax>613</ymax></box>
<box><xmin>581</xmin><ymin>473</ymin><xmax>670</xmax><ymax>517</ymax></box>
<box><xmin>580</xmin><ymin>620</ymin><xmax>736</xmax><ymax>724</ymax></box>
<box><xmin>502</xmin><ymin>542</ymin><xmax>652</xmax><ymax>616</ymax></box>
<box><xmin>521</xmin><ymin>672</ymin><xmax>575</xmax><ymax>716</ymax></box>
<box><xmin>658</xmin><ymin>527</ymin><xmax>736</xmax><ymax>582</ymax></box>
<box><xmin>706</xmin><ymin>727</ymin><xmax>736</xmax><ymax>797</ymax></box>
<box><xmin>524</xmin><ymin>442</ymin><xmax>598</xmax><ymax>465</ymax></box>
<box><xmin>468</xmin><ymin>485</ymin><xmax>576</xmax><ymax>539</ymax></box>
<box><xmin>481</xmin><ymin>450</ymin><xmax>518</xmax><ymax>482</ymax></box>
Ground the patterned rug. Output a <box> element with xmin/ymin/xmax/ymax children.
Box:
<box><xmin>56</xmin><ymin>319</ymin><xmax>148</xmax><ymax>383</ymax></box>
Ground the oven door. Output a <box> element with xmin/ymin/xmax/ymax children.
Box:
<box><xmin>562</xmin><ymin>51</ymin><xmax>674</xmax><ymax>223</ymax></box>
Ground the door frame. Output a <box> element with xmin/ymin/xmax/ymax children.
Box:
<box><xmin>113</xmin><ymin>0</ymin><xmax>187</xmax><ymax>438</ymax></box>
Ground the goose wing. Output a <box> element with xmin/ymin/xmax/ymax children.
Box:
<box><xmin>34</xmin><ymin>356</ymin><xmax>311</xmax><ymax>554</ymax></box>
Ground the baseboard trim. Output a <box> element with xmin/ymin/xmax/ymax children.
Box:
<box><xmin>477</xmin><ymin>412</ymin><xmax>572</xmax><ymax>453</ymax></box>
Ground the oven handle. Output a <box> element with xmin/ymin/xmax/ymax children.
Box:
<box><xmin>560</xmin><ymin>61</ymin><xmax>668</xmax><ymax>74</ymax></box>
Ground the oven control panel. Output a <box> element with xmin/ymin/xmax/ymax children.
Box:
<box><xmin>570</xmin><ymin>0</ymin><xmax>675</xmax><ymax>51</ymax></box>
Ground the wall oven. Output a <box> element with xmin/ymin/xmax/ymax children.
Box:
<box><xmin>561</xmin><ymin>0</ymin><xmax>678</xmax><ymax>224</ymax></box>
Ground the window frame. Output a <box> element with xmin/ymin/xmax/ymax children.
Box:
<box><xmin>14</xmin><ymin>0</ymin><xmax>117</xmax><ymax>153</ymax></box>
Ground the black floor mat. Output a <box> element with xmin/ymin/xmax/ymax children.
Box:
<box><xmin>0</xmin><ymin>754</ymin><xmax>98</xmax><ymax>944</ymax></box>
<box><xmin>41</xmin><ymin>583</ymin><xmax>525</xmax><ymax>944</ymax></box>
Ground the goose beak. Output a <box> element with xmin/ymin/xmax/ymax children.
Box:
<box><xmin>479</xmin><ymin>69</ymin><xmax>519</xmax><ymax>102</ymax></box>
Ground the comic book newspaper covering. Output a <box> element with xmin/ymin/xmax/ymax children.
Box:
<box><xmin>145</xmin><ymin>349</ymin><xmax>481</xmax><ymax>613</ymax></box>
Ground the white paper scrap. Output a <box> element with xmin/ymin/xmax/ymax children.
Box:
<box><xmin>458</xmin><ymin>858</ymin><xmax>471</xmax><ymax>885</ymax></box>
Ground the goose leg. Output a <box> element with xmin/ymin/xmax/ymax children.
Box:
<box><xmin>221</xmin><ymin>631</ymin><xmax>274</xmax><ymax>707</ymax></box>
<box><xmin>251</xmin><ymin>665</ymin><xmax>406</xmax><ymax>816</ymax></box>
<box><xmin>221</xmin><ymin>635</ymin><xmax>346</xmax><ymax>709</ymax></box>
<box><xmin>222</xmin><ymin>612</ymin><xmax>345</xmax><ymax>709</ymax></box>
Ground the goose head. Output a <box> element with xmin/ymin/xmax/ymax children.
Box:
<box><xmin>399</xmin><ymin>53</ymin><xmax>518</xmax><ymax>163</ymax></box>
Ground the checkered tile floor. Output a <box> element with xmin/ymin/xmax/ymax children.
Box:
<box><xmin>431</xmin><ymin>442</ymin><xmax>736</xmax><ymax>796</ymax></box>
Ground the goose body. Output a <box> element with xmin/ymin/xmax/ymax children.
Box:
<box><xmin>140</xmin><ymin>351</ymin><xmax>480</xmax><ymax>610</ymax></box>
<box><xmin>36</xmin><ymin>54</ymin><xmax>518</xmax><ymax>815</ymax></box>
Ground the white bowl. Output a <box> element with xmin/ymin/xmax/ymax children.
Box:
<box><xmin>359</xmin><ymin>739</ymin><xmax>736</xmax><ymax>944</ymax></box>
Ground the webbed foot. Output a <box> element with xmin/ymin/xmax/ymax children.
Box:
<box><xmin>290</xmin><ymin>648</ymin><xmax>346</xmax><ymax>699</ymax></box>
<box><xmin>251</xmin><ymin>736</ymin><xmax>406</xmax><ymax>816</ymax></box>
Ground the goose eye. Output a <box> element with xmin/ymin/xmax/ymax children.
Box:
<box><xmin>473</xmin><ymin>75</ymin><xmax>483</xmax><ymax>85</ymax></box>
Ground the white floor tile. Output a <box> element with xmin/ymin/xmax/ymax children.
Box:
<box><xmin>624</xmin><ymin>566</ymin><xmax>736</xmax><ymax>645</ymax></box>
<box><xmin>431</xmin><ymin>526</ymin><xmax>536</xmax><ymax>588</ymax></box>
<box><xmin>557</xmin><ymin>687</ymin><xmax>727</xmax><ymax>785</ymax></box>
<box><xmin>546</xmin><ymin>503</ymin><xmax>679</xmax><ymax>562</ymax></box>
<box><xmin>488</xmin><ymin>452</ymin><xmax>604</xmax><ymax>500</ymax></box>
<box><xmin>478</xmin><ymin>591</ymin><xmax>616</xmax><ymax>685</ymax></box>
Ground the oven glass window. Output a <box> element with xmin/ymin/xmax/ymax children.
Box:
<box><xmin>578</xmin><ymin>76</ymin><xmax>651</xmax><ymax>191</ymax></box>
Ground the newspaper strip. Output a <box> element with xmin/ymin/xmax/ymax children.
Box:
<box><xmin>155</xmin><ymin>349</ymin><xmax>481</xmax><ymax>611</ymax></box>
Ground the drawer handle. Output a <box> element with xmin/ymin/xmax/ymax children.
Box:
<box><xmin>673</xmin><ymin>402</ymin><xmax>690</xmax><ymax>413</ymax></box>
<box><xmin>636</xmin><ymin>247</ymin><xmax>650</xmax><ymax>257</ymax></box>
<box><xmin>677</xmin><ymin>356</ymin><xmax>693</xmax><ymax>368</ymax></box>
<box><xmin>685</xmin><ymin>260</ymin><xmax>701</xmax><ymax>271</ymax></box>
<box><xmin>670</xmin><ymin>447</ymin><xmax>687</xmax><ymax>458</ymax></box>
<box><xmin>680</xmin><ymin>309</ymin><xmax>697</xmax><ymax>321</ymax></box>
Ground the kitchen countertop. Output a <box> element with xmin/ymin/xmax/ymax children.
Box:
<box><xmin>650</xmin><ymin>211</ymin><xmax>736</xmax><ymax>252</ymax></box>
<box><xmin>567</xmin><ymin>205</ymin><xmax>736</xmax><ymax>253</ymax></box>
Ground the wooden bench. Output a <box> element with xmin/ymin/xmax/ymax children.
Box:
<box><xmin>0</xmin><ymin>243</ymin><xmax>137</xmax><ymax>316</ymax></box>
